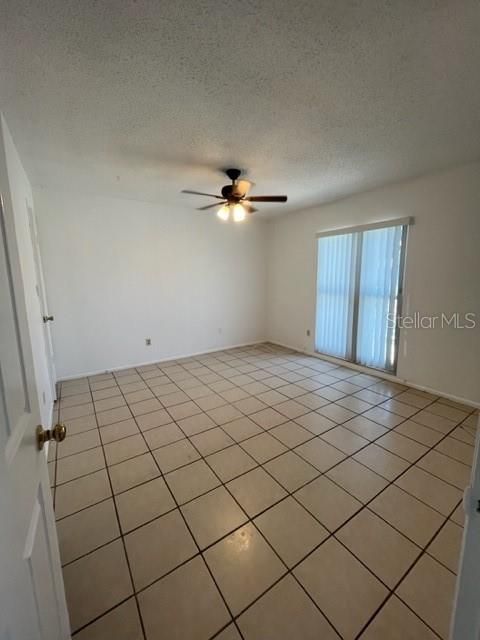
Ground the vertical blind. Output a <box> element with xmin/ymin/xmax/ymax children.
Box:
<box><xmin>315</xmin><ymin>221</ymin><xmax>408</xmax><ymax>372</ymax></box>
<box><xmin>315</xmin><ymin>232</ymin><xmax>356</xmax><ymax>359</ymax></box>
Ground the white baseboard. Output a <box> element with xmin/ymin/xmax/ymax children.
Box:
<box><xmin>267</xmin><ymin>340</ymin><xmax>480</xmax><ymax>409</ymax></box>
<box><xmin>57</xmin><ymin>339</ymin><xmax>268</xmax><ymax>382</ymax></box>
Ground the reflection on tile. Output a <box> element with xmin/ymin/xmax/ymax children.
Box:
<box><xmin>205</xmin><ymin>523</ymin><xmax>285</xmax><ymax>615</ymax></box>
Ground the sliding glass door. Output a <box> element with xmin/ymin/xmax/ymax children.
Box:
<box><xmin>315</xmin><ymin>220</ymin><xmax>408</xmax><ymax>373</ymax></box>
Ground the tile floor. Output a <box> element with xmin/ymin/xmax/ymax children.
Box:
<box><xmin>48</xmin><ymin>344</ymin><xmax>478</xmax><ymax>640</ymax></box>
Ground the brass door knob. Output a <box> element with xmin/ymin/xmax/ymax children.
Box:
<box><xmin>36</xmin><ymin>423</ymin><xmax>67</xmax><ymax>451</ymax></box>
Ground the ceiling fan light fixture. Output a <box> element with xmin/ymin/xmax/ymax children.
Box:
<box><xmin>232</xmin><ymin>203</ymin><xmax>246</xmax><ymax>222</ymax></box>
<box><xmin>217</xmin><ymin>205</ymin><xmax>230</xmax><ymax>221</ymax></box>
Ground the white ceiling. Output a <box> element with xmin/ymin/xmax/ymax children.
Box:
<box><xmin>1</xmin><ymin>0</ymin><xmax>479</xmax><ymax>217</ymax></box>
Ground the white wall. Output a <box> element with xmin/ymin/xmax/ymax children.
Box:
<box><xmin>0</xmin><ymin>115</ymin><xmax>54</xmax><ymax>425</ymax></box>
<box><xmin>35</xmin><ymin>188</ymin><xmax>267</xmax><ymax>379</ymax></box>
<box><xmin>267</xmin><ymin>164</ymin><xmax>480</xmax><ymax>405</ymax></box>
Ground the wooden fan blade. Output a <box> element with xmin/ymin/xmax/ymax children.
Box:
<box><xmin>182</xmin><ymin>190</ymin><xmax>223</xmax><ymax>199</ymax></box>
<box><xmin>196</xmin><ymin>201</ymin><xmax>227</xmax><ymax>211</ymax></box>
<box><xmin>245</xmin><ymin>195</ymin><xmax>288</xmax><ymax>203</ymax></box>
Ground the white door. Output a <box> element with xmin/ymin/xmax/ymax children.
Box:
<box><xmin>27</xmin><ymin>203</ymin><xmax>57</xmax><ymax>402</ymax></box>
<box><xmin>0</xmin><ymin>188</ymin><xmax>70</xmax><ymax>639</ymax></box>
<box><xmin>450</xmin><ymin>414</ymin><xmax>480</xmax><ymax>640</ymax></box>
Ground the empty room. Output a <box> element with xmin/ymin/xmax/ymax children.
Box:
<box><xmin>1</xmin><ymin>1</ymin><xmax>479</xmax><ymax>639</ymax></box>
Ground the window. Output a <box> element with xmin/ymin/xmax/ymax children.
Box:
<box><xmin>315</xmin><ymin>219</ymin><xmax>410</xmax><ymax>372</ymax></box>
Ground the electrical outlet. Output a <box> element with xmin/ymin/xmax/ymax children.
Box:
<box><xmin>306</xmin><ymin>329</ymin><xmax>311</xmax><ymax>337</ymax></box>
<box><xmin>145</xmin><ymin>338</ymin><xmax>151</xmax><ymax>346</ymax></box>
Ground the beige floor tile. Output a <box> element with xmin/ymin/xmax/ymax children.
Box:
<box><xmin>294</xmin><ymin>411</ymin><xmax>337</xmax><ymax>435</ymax></box>
<box><xmin>135</xmin><ymin>408</ymin><xmax>173</xmax><ymax>431</ymax></box>
<box><xmin>63</xmin><ymin>539</ymin><xmax>133</xmax><ymax>632</ymax></box>
<box><xmin>393</xmin><ymin>420</ymin><xmax>443</xmax><ymax>447</ymax></box>
<box><xmin>215</xmin><ymin>624</ymin><xmax>242</xmax><ymax>640</ymax></box>
<box><xmin>159</xmin><ymin>390</ymin><xmax>191</xmax><ymax>407</ymax></box>
<box><xmin>206</xmin><ymin>444</ymin><xmax>257</xmax><ymax>481</ymax></box>
<box><xmin>97</xmin><ymin>405</ymin><xmax>132</xmax><ymax>426</ymax></box>
<box><xmin>60</xmin><ymin>392</ymin><xmax>92</xmax><ymax>408</ymax></box>
<box><xmin>153</xmin><ymin>382</ymin><xmax>181</xmax><ymax>397</ymax></box>
<box><xmin>321</xmin><ymin>425</ymin><xmax>370</xmax><ymax>455</ymax></box>
<box><xmin>264</xmin><ymin>451</ymin><xmax>319</xmax><ymax>492</ymax></box>
<box><xmin>342</xmin><ymin>415</ymin><xmax>389</xmax><ymax>441</ymax></box>
<box><xmin>378</xmin><ymin>399</ymin><xmax>419</xmax><ymax>418</ymax></box>
<box><xmin>74</xmin><ymin>598</ymin><xmax>143</xmax><ymax>640</ymax></box>
<box><xmin>190</xmin><ymin>427</ymin><xmax>235</xmax><ymax>456</ymax></box>
<box><xmin>125</xmin><ymin>509</ymin><xmax>197</xmax><ymax>590</ymax></box>
<box><xmin>139</xmin><ymin>556</ymin><xmax>230</xmax><ymax>640</ymax></box>
<box><xmin>56</xmin><ymin>447</ymin><xmax>105</xmax><ymax>484</ymax></box>
<box><xmin>57</xmin><ymin>429</ymin><xmax>101</xmax><ymax>459</ymax></box>
<box><xmin>417</xmin><ymin>449</ymin><xmax>470</xmax><ymax>490</ymax></box>
<box><xmin>362</xmin><ymin>406</ymin><xmax>405</xmax><ymax>428</ymax></box>
<box><xmin>370</xmin><ymin>485</ymin><xmax>444</xmax><ymax>547</ymax></box>
<box><xmin>354</xmin><ymin>444</ymin><xmax>409</xmax><ymax>480</ymax></box>
<box><xmin>94</xmin><ymin>395</ymin><xmax>126</xmax><ymax>412</ymax></box>
<box><xmin>375</xmin><ymin>431</ymin><xmax>428</xmax><ymax>462</ymax></box>
<box><xmin>411</xmin><ymin>410</ymin><xmax>456</xmax><ymax>434</ymax></box>
<box><xmin>100</xmin><ymin>418</ymin><xmax>139</xmax><ymax>444</ymax></box>
<box><xmin>337</xmin><ymin>509</ymin><xmax>420</xmax><ymax>587</ymax></box>
<box><xmin>427</xmin><ymin>520</ymin><xmax>463</xmax><ymax>573</ymax></box>
<box><xmin>63</xmin><ymin>413</ymin><xmax>98</xmax><ymax>436</ymax></box>
<box><xmin>61</xmin><ymin>402</ymin><xmax>94</xmax><ymax>421</ymax></box>
<box><xmin>240</xmin><ymin>432</ymin><xmax>288</xmax><ymax>463</ymax></box>
<box><xmin>238</xmin><ymin>575</ymin><xmax>339</xmax><ymax>640</ymax></box>
<box><xmin>124</xmin><ymin>388</ymin><xmax>155</xmax><ymax>404</ymax></box>
<box><xmin>220</xmin><ymin>387</ymin><xmax>251</xmax><ymax>402</ymax></box>
<box><xmin>233</xmin><ymin>396</ymin><xmax>269</xmax><ymax>415</ymax></box>
<box><xmin>254</xmin><ymin>497</ymin><xmax>328</xmax><ymax>567</ymax></box>
<box><xmin>250</xmin><ymin>407</ymin><xmax>289</xmax><ymax>429</ymax></box>
<box><xmin>177</xmin><ymin>412</ymin><xmax>217</xmax><ymax>436</ymax></box>
<box><xmin>90</xmin><ymin>378</ymin><xmax>118</xmax><ymax>391</ymax></box>
<box><xmin>109</xmin><ymin>452</ymin><xmax>160</xmax><ymax>494</ymax></box>
<box><xmin>130</xmin><ymin>397</ymin><xmax>163</xmax><ymax>416</ymax></box>
<box><xmin>274</xmin><ymin>399</ymin><xmax>310</xmax><ymax>419</ymax></box>
<box><xmin>336</xmin><ymin>395</ymin><xmax>373</xmax><ymax>414</ymax></box>
<box><xmin>166</xmin><ymin>400</ymin><xmax>203</xmax><ymax>420</ymax></box>
<box><xmin>450</xmin><ymin>423</ymin><xmax>477</xmax><ymax>445</ymax></box>
<box><xmin>294</xmin><ymin>437</ymin><xmax>346</xmax><ymax>472</ymax></box>
<box><xmin>104</xmin><ymin>434</ymin><xmax>148</xmax><ymax>466</ymax></box>
<box><xmin>359</xmin><ymin>595</ymin><xmax>438</xmax><ymax>639</ymax></box>
<box><xmin>256</xmin><ymin>389</ymin><xmax>290</xmax><ymax>406</ymax></box>
<box><xmin>435</xmin><ymin>437</ymin><xmax>474</xmax><ymax>466</ymax></box>
<box><xmin>294</xmin><ymin>538</ymin><xmax>388</xmax><ymax>640</ymax></box>
<box><xmin>395</xmin><ymin>466</ymin><xmax>462</xmax><ymax>516</ymax></box>
<box><xmin>317</xmin><ymin>403</ymin><xmax>357</xmax><ymax>424</ymax></box>
<box><xmin>165</xmin><ymin>459</ymin><xmax>220</xmax><ymax>504</ymax></box>
<box><xmin>206</xmin><ymin>404</ymin><xmax>245</xmax><ymax>425</ymax></box>
<box><xmin>227</xmin><ymin>467</ymin><xmax>287</xmax><ymax>517</ymax></box>
<box><xmin>142</xmin><ymin>422</ymin><xmax>183</xmax><ymax>449</ymax></box>
<box><xmin>295</xmin><ymin>475</ymin><xmax>362</xmax><ymax>532</ymax></box>
<box><xmin>222</xmin><ymin>416</ymin><xmax>264</xmax><ymax>442</ymax></box>
<box><xmin>427</xmin><ymin>402</ymin><xmax>468</xmax><ymax>423</ymax></box>
<box><xmin>269</xmin><ymin>421</ymin><xmax>313</xmax><ymax>448</ymax></box>
<box><xmin>204</xmin><ymin>523</ymin><xmax>285</xmax><ymax>615</ymax></box>
<box><xmin>395</xmin><ymin>391</ymin><xmax>433</xmax><ymax>409</ymax></box>
<box><xmin>115</xmin><ymin>477</ymin><xmax>175</xmax><ymax>532</ymax></box>
<box><xmin>181</xmin><ymin>486</ymin><xmax>248</xmax><ymax>549</ymax></box>
<box><xmin>57</xmin><ymin>499</ymin><xmax>119</xmax><ymax>565</ymax></box>
<box><xmin>296</xmin><ymin>391</ymin><xmax>330</xmax><ymax>410</ymax></box>
<box><xmin>195</xmin><ymin>393</ymin><xmax>228</xmax><ymax>410</ymax></box>
<box><xmin>396</xmin><ymin>554</ymin><xmax>456</xmax><ymax>639</ymax></box>
<box><xmin>327</xmin><ymin>458</ymin><xmax>388</xmax><ymax>503</ymax></box>
<box><xmin>55</xmin><ymin>469</ymin><xmax>111</xmax><ymax>518</ymax></box>
<box><xmin>153</xmin><ymin>438</ymin><xmax>200</xmax><ymax>473</ymax></box>
<box><xmin>450</xmin><ymin>503</ymin><xmax>465</xmax><ymax>527</ymax></box>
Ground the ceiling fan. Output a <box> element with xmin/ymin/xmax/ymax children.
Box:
<box><xmin>181</xmin><ymin>168</ymin><xmax>288</xmax><ymax>222</ymax></box>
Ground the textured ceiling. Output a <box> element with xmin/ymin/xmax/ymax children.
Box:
<box><xmin>1</xmin><ymin>0</ymin><xmax>479</xmax><ymax>217</ymax></box>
